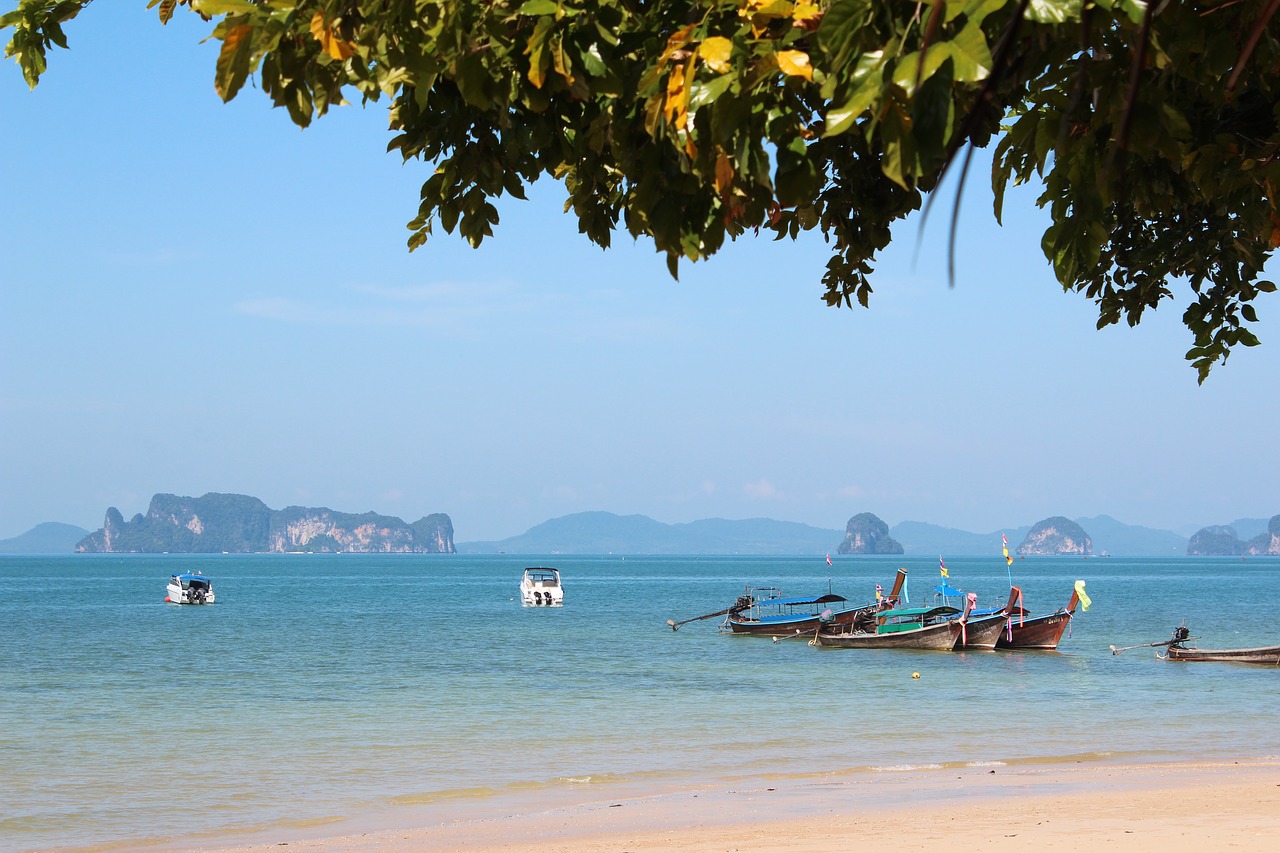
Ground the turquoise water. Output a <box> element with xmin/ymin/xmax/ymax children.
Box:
<box><xmin>2</xmin><ymin>553</ymin><xmax>1279</xmax><ymax>851</ymax></box>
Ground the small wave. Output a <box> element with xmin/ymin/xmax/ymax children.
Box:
<box><xmin>390</xmin><ymin>786</ymin><xmax>500</xmax><ymax>806</ymax></box>
<box><xmin>965</xmin><ymin>761</ymin><xmax>1008</xmax><ymax>768</ymax></box>
<box><xmin>871</xmin><ymin>763</ymin><xmax>944</xmax><ymax>772</ymax></box>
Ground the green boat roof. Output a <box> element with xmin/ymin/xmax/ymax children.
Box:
<box><xmin>879</xmin><ymin>606</ymin><xmax>960</xmax><ymax>619</ymax></box>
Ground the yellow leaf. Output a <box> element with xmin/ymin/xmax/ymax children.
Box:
<box><xmin>309</xmin><ymin>11</ymin><xmax>327</xmax><ymax>43</ymax></box>
<box><xmin>777</xmin><ymin>50</ymin><xmax>813</xmax><ymax>81</ymax></box>
<box><xmin>699</xmin><ymin>36</ymin><xmax>733</xmax><ymax>74</ymax></box>
<box><xmin>664</xmin><ymin>66</ymin><xmax>689</xmax><ymax>131</ymax></box>
<box><xmin>661</xmin><ymin>23</ymin><xmax>698</xmax><ymax>63</ymax></box>
<box><xmin>714</xmin><ymin>152</ymin><xmax>734</xmax><ymax>194</ymax></box>
<box><xmin>792</xmin><ymin>2</ymin><xmax>822</xmax><ymax>27</ymax></box>
<box><xmin>310</xmin><ymin>11</ymin><xmax>355</xmax><ymax>62</ymax></box>
<box><xmin>552</xmin><ymin>34</ymin><xmax>574</xmax><ymax>85</ymax></box>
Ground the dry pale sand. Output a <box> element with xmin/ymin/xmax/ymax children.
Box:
<box><xmin>192</xmin><ymin>758</ymin><xmax>1280</xmax><ymax>853</ymax></box>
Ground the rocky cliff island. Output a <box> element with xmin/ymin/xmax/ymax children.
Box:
<box><xmin>1017</xmin><ymin>516</ymin><xmax>1093</xmax><ymax>556</ymax></box>
<box><xmin>76</xmin><ymin>493</ymin><xmax>455</xmax><ymax>554</ymax></box>
<box><xmin>1187</xmin><ymin>515</ymin><xmax>1280</xmax><ymax>556</ymax></box>
<box><xmin>836</xmin><ymin>512</ymin><xmax>904</xmax><ymax>555</ymax></box>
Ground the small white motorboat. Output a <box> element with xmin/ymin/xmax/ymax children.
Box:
<box><xmin>520</xmin><ymin>567</ymin><xmax>563</xmax><ymax>606</ymax></box>
<box><xmin>166</xmin><ymin>571</ymin><xmax>215</xmax><ymax>605</ymax></box>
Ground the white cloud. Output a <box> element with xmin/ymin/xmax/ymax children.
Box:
<box><xmin>744</xmin><ymin>478</ymin><xmax>778</xmax><ymax>499</ymax></box>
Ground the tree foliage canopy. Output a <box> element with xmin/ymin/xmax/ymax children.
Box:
<box><xmin>5</xmin><ymin>0</ymin><xmax>1279</xmax><ymax>379</ymax></box>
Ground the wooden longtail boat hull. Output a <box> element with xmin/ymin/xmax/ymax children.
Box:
<box><xmin>959</xmin><ymin>588</ymin><xmax>1024</xmax><ymax>650</ymax></box>
<box><xmin>726</xmin><ymin>603</ymin><xmax>876</xmax><ymax>636</ymax></box>
<box><xmin>959</xmin><ymin>613</ymin><xmax>1007</xmax><ymax>650</ymax></box>
<box><xmin>996</xmin><ymin>586</ymin><xmax>1081</xmax><ymax>650</ymax></box>
<box><xmin>996</xmin><ymin>611</ymin><xmax>1074</xmax><ymax>649</ymax></box>
<box><xmin>814</xmin><ymin>620</ymin><xmax>961</xmax><ymax>651</ymax></box>
<box><xmin>1162</xmin><ymin>644</ymin><xmax>1280</xmax><ymax>665</ymax></box>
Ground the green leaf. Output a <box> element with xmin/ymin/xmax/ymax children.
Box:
<box><xmin>1026</xmin><ymin>0</ymin><xmax>1077</xmax><ymax>25</ymax></box>
<box><xmin>775</xmin><ymin>136</ymin><xmax>819</xmax><ymax>207</ymax></box>
<box><xmin>517</xmin><ymin>0</ymin><xmax>560</xmax><ymax>15</ymax></box>
<box><xmin>822</xmin><ymin>50</ymin><xmax>886</xmax><ymax>137</ymax></box>
<box><xmin>942</xmin><ymin>21</ymin><xmax>992</xmax><ymax>83</ymax></box>
<box><xmin>192</xmin><ymin>0</ymin><xmax>257</xmax><ymax>14</ymax></box>
<box><xmin>214</xmin><ymin>23</ymin><xmax>253</xmax><ymax>102</ymax></box>
<box><xmin>893</xmin><ymin>47</ymin><xmax>950</xmax><ymax>96</ymax></box>
<box><xmin>816</xmin><ymin>0</ymin><xmax>872</xmax><ymax>71</ymax></box>
<box><xmin>525</xmin><ymin>17</ymin><xmax>554</xmax><ymax>89</ymax></box>
<box><xmin>688</xmin><ymin>73</ymin><xmax>733</xmax><ymax>111</ymax></box>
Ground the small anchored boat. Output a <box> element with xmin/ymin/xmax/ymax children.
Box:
<box><xmin>519</xmin><ymin>567</ymin><xmax>564</xmax><ymax>606</ymax></box>
<box><xmin>1159</xmin><ymin>626</ymin><xmax>1280</xmax><ymax>665</ymax></box>
<box><xmin>166</xmin><ymin>571</ymin><xmax>215</xmax><ymax>605</ymax></box>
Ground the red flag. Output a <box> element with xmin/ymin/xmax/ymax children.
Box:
<box><xmin>826</xmin><ymin>554</ymin><xmax>832</xmax><ymax>567</ymax></box>
<box><xmin>1002</xmin><ymin>532</ymin><xmax>1008</xmax><ymax>545</ymax></box>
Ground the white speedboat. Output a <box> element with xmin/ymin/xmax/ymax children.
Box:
<box><xmin>520</xmin><ymin>567</ymin><xmax>563</xmax><ymax>606</ymax></box>
<box><xmin>166</xmin><ymin>571</ymin><xmax>215</xmax><ymax>605</ymax></box>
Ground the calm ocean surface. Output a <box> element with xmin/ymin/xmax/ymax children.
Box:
<box><xmin>3</xmin><ymin>553</ymin><xmax>1279</xmax><ymax>851</ymax></box>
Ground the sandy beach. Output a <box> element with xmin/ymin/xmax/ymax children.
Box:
<box><xmin>197</xmin><ymin>759</ymin><xmax>1280</xmax><ymax>853</ymax></box>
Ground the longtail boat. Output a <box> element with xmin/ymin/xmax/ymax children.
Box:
<box><xmin>1163</xmin><ymin>644</ymin><xmax>1280</xmax><ymax>665</ymax></box>
<box><xmin>722</xmin><ymin>569</ymin><xmax>907</xmax><ymax>637</ymax></box>
<box><xmin>1157</xmin><ymin>626</ymin><xmax>1280</xmax><ymax>665</ymax></box>
<box><xmin>927</xmin><ymin>568</ymin><xmax>1020</xmax><ymax>650</ymax></box>
<box><xmin>811</xmin><ymin>593</ymin><xmax>973</xmax><ymax>651</ymax></box>
<box><xmin>959</xmin><ymin>588</ymin><xmax>1024</xmax><ymax>650</ymax></box>
<box><xmin>996</xmin><ymin>580</ymin><xmax>1089</xmax><ymax>650</ymax></box>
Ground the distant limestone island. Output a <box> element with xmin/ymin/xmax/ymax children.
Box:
<box><xmin>837</xmin><ymin>512</ymin><xmax>1093</xmax><ymax>556</ymax></box>
<box><xmin>75</xmin><ymin>493</ymin><xmax>455</xmax><ymax>554</ymax></box>
<box><xmin>1187</xmin><ymin>515</ymin><xmax>1280</xmax><ymax>556</ymax></box>
<box><xmin>1017</xmin><ymin>516</ymin><xmax>1093</xmax><ymax>556</ymax></box>
<box><xmin>836</xmin><ymin>513</ymin><xmax>904</xmax><ymax>554</ymax></box>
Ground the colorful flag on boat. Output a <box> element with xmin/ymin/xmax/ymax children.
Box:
<box><xmin>939</xmin><ymin>556</ymin><xmax>948</xmax><ymax>578</ymax></box>
<box><xmin>826</xmin><ymin>553</ymin><xmax>832</xmax><ymax>567</ymax></box>
<box><xmin>1002</xmin><ymin>532</ymin><xmax>1013</xmax><ymax>566</ymax></box>
<box><xmin>875</xmin><ymin>583</ymin><xmax>883</xmax><ymax>601</ymax></box>
<box><xmin>1074</xmin><ymin>579</ymin><xmax>1092</xmax><ymax>611</ymax></box>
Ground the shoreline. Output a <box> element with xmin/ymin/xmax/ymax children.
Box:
<box><xmin>188</xmin><ymin>757</ymin><xmax>1280</xmax><ymax>853</ymax></box>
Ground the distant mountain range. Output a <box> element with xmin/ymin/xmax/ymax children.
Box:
<box><xmin>4</xmin><ymin>508</ymin><xmax>1276</xmax><ymax>556</ymax></box>
<box><xmin>457</xmin><ymin>511</ymin><xmax>842</xmax><ymax>555</ymax></box>
<box><xmin>0</xmin><ymin>522</ymin><xmax>91</xmax><ymax>554</ymax></box>
<box><xmin>456</xmin><ymin>512</ymin><xmax>1197</xmax><ymax>556</ymax></box>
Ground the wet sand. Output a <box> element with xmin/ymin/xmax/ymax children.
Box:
<box><xmin>197</xmin><ymin>759</ymin><xmax>1280</xmax><ymax>852</ymax></box>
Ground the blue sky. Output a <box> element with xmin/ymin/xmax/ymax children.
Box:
<box><xmin>2</xmin><ymin>4</ymin><xmax>1276</xmax><ymax>542</ymax></box>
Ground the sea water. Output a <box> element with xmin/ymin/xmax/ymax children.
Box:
<box><xmin>2</xmin><ymin>553</ymin><xmax>1279</xmax><ymax>851</ymax></box>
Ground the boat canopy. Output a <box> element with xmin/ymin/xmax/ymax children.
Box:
<box><xmin>761</xmin><ymin>593</ymin><xmax>848</xmax><ymax>607</ymax></box>
<box><xmin>880</xmin><ymin>606</ymin><xmax>959</xmax><ymax>619</ymax></box>
<box><xmin>933</xmin><ymin>584</ymin><xmax>965</xmax><ymax>597</ymax></box>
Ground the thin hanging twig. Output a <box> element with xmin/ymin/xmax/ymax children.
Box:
<box><xmin>1226</xmin><ymin>0</ymin><xmax>1280</xmax><ymax>93</ymax></box>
